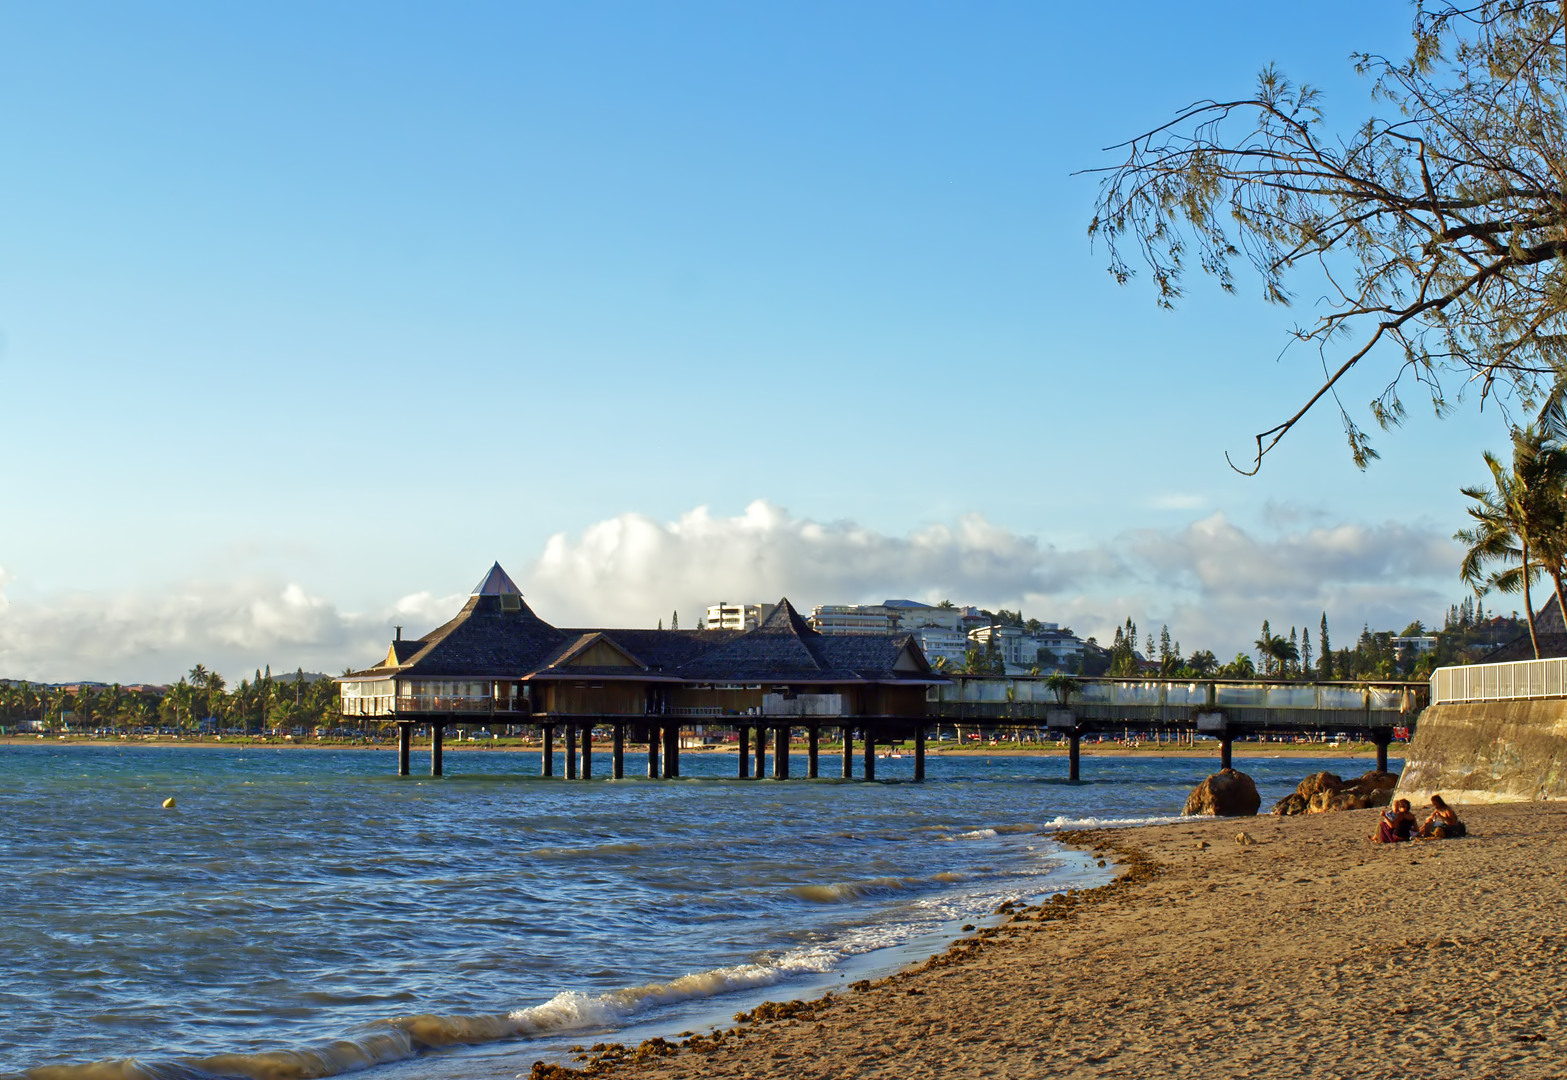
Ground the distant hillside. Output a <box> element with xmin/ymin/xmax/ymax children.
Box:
<box><xmin>258</xmin><ymin>671</ymin><xmax>333</xmax><ymax>684</ymax></box>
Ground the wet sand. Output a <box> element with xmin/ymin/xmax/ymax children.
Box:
<box><xmin>564</xmin><ymin>802</ymin><xmax>1566</xmax><ymax>1080</ymax></box>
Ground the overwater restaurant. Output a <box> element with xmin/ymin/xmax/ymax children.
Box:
<box><xmin>337</xmin><ymin>564</ymin><xmax>944</xmax><ymax>778</ymax></box>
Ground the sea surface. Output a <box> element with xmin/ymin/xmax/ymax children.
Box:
<box><xmin>0</xmin><ymin>743</ymin><xmax>1395</xmax><ymax>1080</ymax></box>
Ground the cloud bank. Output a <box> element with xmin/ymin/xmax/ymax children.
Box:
<box><xmin>0</xmin><ymin>500</ymin><xmax>1464</xmax><ymax>684</ymax></box>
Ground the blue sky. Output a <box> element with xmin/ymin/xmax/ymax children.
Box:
<box><xmin>0</xmin><ymin>2</ymin><xmax>1509</xmax><ymax>680</ymax></box>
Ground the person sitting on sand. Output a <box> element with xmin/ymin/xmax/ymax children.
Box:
<box><xmin>1418</xmin><ymin>793</ymin><xmax>1466</xmax><ymax>839</ymax></box>
<box><xmin>1372</xmin><ymin>798</ymin><xmax>1418</xmax><ymax>843</ymax></box>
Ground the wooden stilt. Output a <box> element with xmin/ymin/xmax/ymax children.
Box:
<box><xmin>397</xmin><ymin>723</ymin><xmax>411</xmax><ymax>776</ymax></box>
<box><xmin>755</xmin><ymin>725</ymin><xmax>767</xmax><ymax>779</ymax></box>
<box><xmin>581</xmin><ymin>723</ymin><xmax>592</xmax><ymax>780</ymax></box>
<box><xmin>738</xmin><ymin>726</ymin><xmax>750</xmax><ymax>778</ymax></box>
<box><xmin>613</xmin><ymin>724</ymin><xmax>625</xmax><ymax>779</ymax></box>
<box><xmin>542</xmin><ymin>725</ymin><xmax>555</xmax><ymax>777</ymax></box>
<box><xmin>566</xmin><ymin>724</ymin><xmax>578</xmax><ymax>779</ymax></box>
<box><xmin>1068</xmin><ymin>729</ymin><xmax>1081</xmax><ymax>782</ymax></box>
<box><xmin>665</xmin><ymin>723</ymin><xmax>680</xmax><ymax>778</ymax></box>
<box><xmin>914</xmin><ymin>724</ymin><xmax>925</xmax><ymax>782</ymax></box>
<box><xmin>431</xmin><ymin>723</ymin><xmax>444</xmax><ymax>777</ymax></box>
<box><xmin>1374</xmin><ymin>730</ymin><xmax>1391</xmax><ymax>773</ymax></box>
<box><xmin>862</xmin><ymin>724</ymin><xmax>875</xmax><ymax>781</ymax></box>
<box><xmin>842</xmin><ymin>725</ymin><xmax>853</xmax><ymax>779</ymax></box>
<box><xmin>807</xmin><ymin>725</ymin><xmax>819</xmax><ymax>779</ymax></box>
<box><xmin>647</xmin><ymin>723</ymin><xmax>661</xmax><ymax>779</ymax></box>
<box><xmin>1220</xmin><ymin>733</ymin><xmax>1233</xmax><ymax>771</ymax></box>
<box><xmin>774</xmin><ymin>727</ymin><xmax>788</xmax><ymax>779</ymax></box>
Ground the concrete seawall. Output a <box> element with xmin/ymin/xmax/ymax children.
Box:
<box><xmin>1397</xmin><ymin>700</ymin><xmax>1567</xmax><ymax>804</ymax></box>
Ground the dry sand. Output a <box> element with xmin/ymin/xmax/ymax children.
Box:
<box><xmin>556</xmin><ymin>803</ymin><xmax>1567</xmax><ymax>1080</ymax></box>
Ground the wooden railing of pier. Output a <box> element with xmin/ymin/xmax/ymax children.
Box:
<box><xmin>367</xmin><ymin>675</ymin><xmax>1427</xmax><ymax>784</ymax></box>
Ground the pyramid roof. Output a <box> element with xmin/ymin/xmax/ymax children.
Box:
<box><xmin>472</xmin><ymin>562</ymin><xmax>523</xmax><ymax>596</ymax></box>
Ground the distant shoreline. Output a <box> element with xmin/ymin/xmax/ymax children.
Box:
<box><xmin>0</xmin><ymin>734</ymin><xmax>1388</xmax><ymax>760</ymax></box>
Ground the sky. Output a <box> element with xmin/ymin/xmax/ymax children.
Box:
<box><xmin>0</xmin><ymin>1</ymin><xmax>1514</xmax><ymax>682</ymax></box>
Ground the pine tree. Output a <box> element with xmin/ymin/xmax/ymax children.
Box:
<box><xmin>657</xmin><ymin>618</ymin><xmax>663</xmax><ymax>630</ymax></box>
<box><xmin>1159</xmin><ymin>624</ymin><xmax>1172</xmax><ymax>664</ymax></box>
<box><xmin>671</xmin><ymin>610</ymin><xmax>679</xmax><ymax>631</ymax></box>
<box><xmin>1289</xmin><ymin>627</ymin><xmax>1299</xmax><ymax>676</ymax></box>
<box><xmin>1258</xmin><ymin>620</ymin><xmax>1272</xmax><ymax>673</ymax></box>
<box><xmin>1301</xmin><ymin>627</ymin><xmax>1313</xmax><ymax>676</ymax></box>
<box><xmin>1318</xmin><ymin>614</ymin><xmax>1332</xmax><ymax>680</ymax></box>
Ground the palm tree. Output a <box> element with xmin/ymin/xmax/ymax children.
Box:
<box><xmin>1458</xmin><ymin>424</ymin><xmax>1567</xmax><ymax>658</ymax></box>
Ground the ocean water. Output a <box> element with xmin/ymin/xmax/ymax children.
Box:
<box><xmin>0</xmin><ymin>744</ymin><xmax>1391</xmax><ymax>1080</ymax></box>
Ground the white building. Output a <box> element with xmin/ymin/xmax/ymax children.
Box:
<box><xmin>967</xmin><ymin>624</ymin><xmax>1085</xmax><ymax>674</ymax></box>
<box><xmin>878</xmin><ymin>599</ymin><xmax>967</xmax><ymax>632</ymax></box>
<box><xmin>810</xmin><ymin>605</ymin><xmax>893</xmax><ymax>635</ymax></box>
<box><xmin>704</xmin><ymin>602</ymin><xmax>776</xmax><ymax>631</ymax></box>
<box><xmin>1392</xmin><ymin>635</ymin><xmax>1439</xmax><ymax>657</ymax></box>
<box><xmin>909</xmin><ymin>626</ymin><xmax>969</xmax><ymax>666</ymax></box>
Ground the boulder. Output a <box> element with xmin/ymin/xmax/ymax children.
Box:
<box><xmin>1308</xmin><ymin>790</ymin><xmax>1371</xmax><ymax>813</ymax></box>
<box><xmin>1184</xmin><ymin>769</ymin><xmax>1261</xmax><ymax>817</ymax></box>
<box><xmin>1271</xmin><ymin>792</ymin><xmax>1308</xmax><ymax>816</ymax></box>
<box><xmin>1344</xmin><ymin>770</ymin><xmax>1399</xmax><ymax>797</ymax></box>
<box><xmin>1296</xmin><ymin>771</ymin><xmax>1344</xmax><ymax>801</ymax></box>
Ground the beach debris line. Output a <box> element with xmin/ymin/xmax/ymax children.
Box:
<box><xmin>1182</xmin><ymin>768</ymin><xmax>1261</xmax><ymax>816</ymax></box>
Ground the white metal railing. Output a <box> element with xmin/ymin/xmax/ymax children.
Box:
<box><xmin>1432</xmin><ymin>658</ymin><xmax>1567</xmax><ymax>704</ymax></box>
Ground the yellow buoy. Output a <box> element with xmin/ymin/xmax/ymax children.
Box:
<box><xmin>162</xmin><ymin>797</ymin><xmax>177</xmax><ymax>809</ymax></box>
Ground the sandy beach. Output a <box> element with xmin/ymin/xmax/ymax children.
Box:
<box><xmin>554</xmin><ymin>801</ymin><xmax>1567</xmax><ymax>1080</ymax></box>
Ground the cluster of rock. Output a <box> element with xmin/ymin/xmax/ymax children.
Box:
<box><xmin>1183</xmin><ymin>769</ymin><xmax>1261</xmax><ymax>816</ymax></box>
<box><xmin>1270</xmin><ymin>770</ymin><xmax>1399</xmax><ymax>815</ymax></box>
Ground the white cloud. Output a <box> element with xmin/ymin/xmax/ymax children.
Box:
<box><xmin>0</xmin><ymin>500</ymin><xmax>1468</xmax><ymax>683</ymax></box>
<box><xmin>0</xmin><ymin>578</ymin><xmax>460</xmax><ymax>686</ymax></box>
<box><xmin>1150</xmin><ymin>493</ymin><xmax>1206</xmax><ymax>511</ymax></box>
<box><xmin>523</xmin><ymin>500</ymin><xmax>1117</xmax><ymax>626</ymax></box>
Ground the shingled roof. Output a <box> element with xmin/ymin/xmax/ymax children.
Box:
<box><xmin>341</xmin><ymin>571</ymin><xmax>938</xmax><ymax>685</ymax></box>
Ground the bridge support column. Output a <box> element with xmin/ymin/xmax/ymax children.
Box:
<box><xmin>542</xmin><ymin>725</ymin><xmax>554</xmax><ymax>777</ymax></box>
<box><xmin>581</xmin><ymin>723</ymin><xmax>592</xmax><ymax>780</ymax></box>
<box><xmin>755</xmin><ymin>725</ymin><xmax>767</xmax><ymax>779</ymax></box>
<box><xmin>565</xmin><ymin>724</ymin><xmax>578</xmax><ymax>779</ymax></box>
<box><xmin>842</xmin><ymin>725</ymin><xmax>854</xmax><ymax>779</ymax></box>
<box><xmin>807</xmin><ymin>726</ymin><xmax>819</xmax><ymax>779</ymax></box>
<box><xmin>1068</xmin><ymin>728</ymin><xmax>1081</xmax><ymax>783</ymax></box>
<box><xmin>431</xmin><ymin>723</ymin><xmax>444</xmax><ymax>777</ymax></box>
<box><xmin>774</xmin><ymin>727</ymin><xmax>789</xmax><ymax>779</ymax></box>
<box><xmin>1219</xmin><ymin>732</ymin><xmax>1233</xmax><ymax>772</ymax></box>
<box><xmin>665</xmin><ymin>723</ymin><xmax>680</xmax><ymax>778</ymax></box>
<box><xmin>863</xmin><ymin>725</ymin><xmax>876</xmax><ymax>781</ymax></box>
<box><xmin>738</xmin><ymin>726</ymin><xmax>750</xmax><ymax>778</ymax></box>
<box><xmin>914</xmin><ymin>724</ymin><xmax>925</xmax><ymax>782</ymax></box>
<box><xmin>1373</xmin><ymin>729</ymin><xmax>1392</xmax><ymax>774</ymax></box>
<box><xmin>397</xmin><ymin>723</ymin><xmax>411</xmax><ymax>776</ymax></box>
<box><xmin>612</xmin><ymin>724</ymin><xmax>624</xmax><ymax>779</ymax></box>
<box><xmin>647</xmin><ymin>723</ymin><xmax>661</xmax><ymax>778</ymax></box>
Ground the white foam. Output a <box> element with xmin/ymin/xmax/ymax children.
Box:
<box><xmin>1041</xmin><ymin>813</ymin><xmax>1187</xmax><ymax>829</ymax></box>
<box><xmin>504</xmin><ymin>951</ymin><xmax>838</xmax><ymax>1036</ymax></box>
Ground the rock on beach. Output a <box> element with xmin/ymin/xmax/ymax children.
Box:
<box><xmin>1272</xmin><ymin>769</ymin><xmax>1399</xmax><ymax>815</ymax></box>
<box><xmin>1182</xmin><ymin>768</ymin><xmax>1260</xmax><ymax>816</ymax></box>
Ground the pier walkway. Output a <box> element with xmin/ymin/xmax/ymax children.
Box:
<box><xmin>376</xmin><ymin>674</ymin><xmax>1427</xmax><ymax>782</ymax></box>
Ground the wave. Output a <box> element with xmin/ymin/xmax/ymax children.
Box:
<box><xmin>1040</xmin><ymin>813</ymin><xmax>1187</xmax><ymax>829</ymax></box>
<box><xmin>6</xmin><ymin>954</ymin><xmax>840</xmax><ymax>1080</ymax></box>
<box><xmin>788</xmin><ymin>876</ymin><xmax>919</xmax><ymax>903</ymax></box>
